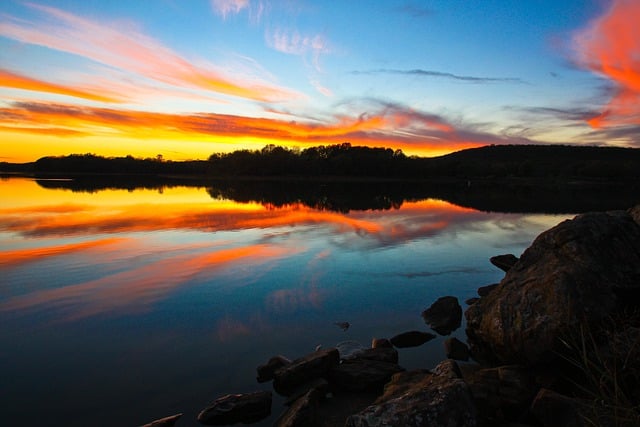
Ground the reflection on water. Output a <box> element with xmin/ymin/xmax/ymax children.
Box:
<box><xmin>0</xmin><ymin>177</ymin><xmax>633</xmax><ymax>426</ymax></box>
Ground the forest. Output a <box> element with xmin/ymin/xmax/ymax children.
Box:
<box><xmin>3</xmin><ymin>143</ymin><xmax>640</xmax><ymax>180</ymax></box>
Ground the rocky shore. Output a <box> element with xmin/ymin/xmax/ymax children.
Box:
<box><xmin>142</xmin><ymin>204</ymin><xmax>640</xmax><ymax>427</ymax></box>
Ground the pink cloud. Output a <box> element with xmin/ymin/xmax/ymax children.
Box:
<box><xmin>0</xmin><ymin>3</ymin><xmax>300</xmax><ymax>102</ymax></box>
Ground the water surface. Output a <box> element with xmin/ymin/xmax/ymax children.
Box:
<box><xmin>0</xmin><ymin>177</ymin><xmax>607</xmax><ymax>426</ymax></box>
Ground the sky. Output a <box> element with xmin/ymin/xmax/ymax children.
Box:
<box><xmin>1</xmin><ymin>0</ymin><xmax>639</xmax><ymax>162</ymax></box>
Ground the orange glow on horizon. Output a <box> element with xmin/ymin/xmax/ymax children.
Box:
<box><xmin>575</xmin><ymin>0</ymin><xmax>640</xmax><ymax>128</ymax></box>
<box><xmin>0</xmin><ymin>101</ymin><xmax>485</xmax><ymax>162</ymax></box>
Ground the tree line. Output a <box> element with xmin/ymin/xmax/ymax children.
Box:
<box><xmin>3</xmin><ymin>143</ymin><xmax>640</xmax><ymax>180</ymax></box>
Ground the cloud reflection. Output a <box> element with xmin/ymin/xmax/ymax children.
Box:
<box><xmin>0</xmin><ymin>243</ymin><xmax>294</xmax><ymax>320</ymax></box>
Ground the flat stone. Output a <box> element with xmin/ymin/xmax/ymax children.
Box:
<box><xmin>197</xmin><ymin>391</ymin><xmax>272</xmax><ymax>425</ymax></box>
<box><xmin>140</xmin><ymin>413</ymin><xmax>182</xmax><ymax>427</ymax></box>
<box><xmin>329</xmin><ymin>359</ymin><xmax>404</xmax><ymax>392</ymax></box>
<box><xmin>273</xmin><ymin>348</ymin><xmax>340</xmax><ymax>396</ymax></box>
<box><xmin>490</xmin><ymin>254</ymin><xmax>519</xmax><ymax>272</ymax></box>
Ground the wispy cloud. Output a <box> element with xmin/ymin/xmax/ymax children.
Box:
<box><xmin>211</xmin><ymin>0</ymin><xmax>266</xmax><ymax>23</ymax></box>
<box><xmin>395</xmin><ymin>3</ymin><xmax>433</xmax><ymax>18</ymax></box>
<box><xmin>266</xmin><ymin>28</ymin><xmax>329</xmax><ymax>69</ymax></box>
<box><xmin>0</xmin><ymin>68</ymin><xmax>125</xmax><ymax>103</ymax></box>
<box><xmin>352</xmin><ymin>68</ymin><xmax>526</xmax><ymax>84</ymax></box>
<box><xmin>573</xmin><ymin>0</ymin><xmax>640</xmax><ymax>128</ymax></box>
<box><xmin>211</xmin><ymin>0</ymin><xmax>249</xmax><ymax>18</ymax></box>
<box><xmin>0</xmin><ymin>3</ymin><xmax>300</xmax><ymax>102</ymax></box>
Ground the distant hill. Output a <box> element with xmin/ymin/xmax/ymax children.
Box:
<box><xmin>2</xmin><ymin>143</ymin><xmax>640</xmax><ymax>180</ymax></box>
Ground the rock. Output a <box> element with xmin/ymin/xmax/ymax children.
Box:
<box><xmin>257</xmin><ymin>355</ymin><xmax>291</xmax><ymax>383</ymax></box>
<box><xmin>466</xmin><ymin>210</ymin><xmax>640</xmax><ymax>365</ymax></box>
<box><xmin>389</xmin><ymin>330</ymin><xmax>436</xmax><ymax>348</ymax></box>
<box><xmin>465</xmin><ymin>297</ymin><xmax>480</xmax><ymax>305</ymax></box>
<box><xmin>371</xmin><ymin>337</ymin><xmax>393</xmax><ymax>348</ymax></box>
<box><xmin>336</xmin><ymin>341</ymin><xmax>367</xmax><ymax>359</ymax></box>
<box><xmin>276</xmin><ymin>387</ymin><xmax>324</xmax><ymax>427</ymax></box>
<box><xmin>348</xmin><ymin>347</ymin><xmax>399</xmax><ymax>364</ymax></box>
<box><xmin>444</xmin><ymin>337</ymin><xmax>470</xmax><ymax>361</ymax></box>
<box><xmin>273</xmin><ymin>348</ymin><xmax>340</xmax><ymax>395</ymax></box>
<box><xmin>431</xmin><ymin>358</ymin><xmax>463</xmax><ymax>379</ymax></box>
<box><xmin>466</xmin><ymin>365</ymin><xmax>536</xmax><ymax>423</ymax></box>
<box><xmin>490</xmin><ymin>254</ymin><xmax>519</xmax><ymax>272</ymax></box>
<box><xmin>283</xmin><ymin>378</ymin><xmax>329</xmax><ymax>406</ymax></box>
<box><xmin>530</xmin><ymin>388</ymin><xmax>586</xmax><ymax>427</ymax></box>
<box><xmin>334</xmin><ymin>321</ymin><xmax>350</xmax><ymax>331</ymax></box>
<box><xmin>346</xmin><ymin>360</ymin><xmax>476</xmax><ymax>427</ymax></box>
<box><xmin>477</xmin><ymin>283</ymin><xmax>499</xmax><ymax>297</ymax></box>
<box><xmin>197</xmin><ymin>391</ymin><xmax>272</xmax><ymax>425</ymax></box>
<box><xmin>140</xmin><ymin>413</ymin><xmax>182</xmax><ymax>427</ymax></box>
<box><xmin>421</xmin><ymin>296</ymin><xmax>462</xmax><ymax>335</ymax></box>
<box><xmin>329</xmin><ymin>358</ymin><xmax>404</xmax><ymax>392</ymax></box>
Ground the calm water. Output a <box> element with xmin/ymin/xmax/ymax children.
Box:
<box><xmin>0</xmin><ymin>177</ymin><xmax>615</xmax><ymax>426</ymax></box>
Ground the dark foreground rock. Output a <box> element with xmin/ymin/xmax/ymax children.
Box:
<box><xmin>346</xmin><ymin>360</ymin><xmax>476</xmax><ymax>427</ymax></box>
<box><xmin>530</xmin><ymin>388</ymin><xmax>587</xmax><ymax>427</ymax></box>
<box><xmin>197</xmin><ymin>391</ymin><xmax>272</xmax><ymax>425</ymax></box>
<box><xmin>476</xmin><ymin>283</ymin><xmax>498</xmax><ymax>297</ymax></box>
<box><xmin>273</xmin><ymin>348</ymin><xmax>340</xmax><ymax>395</ymax></box>
<box><xmin>389</xmin><ymin>330</ymin><xmax>436</xmax><ymax>348</ymax></box>
<box><xmin>422</xmin><ymin>295</ymin><xmax>462</xmax><ymax>335</ymax></box>
<box><xmin>466</xmin><ymin>209</ymin><xmax>640</xmax><ymax>365</ymax></box>
<box><xmin>140</xmin><ymin>413</ymin><xmax>182</xmax><ymax>427</ymax></box>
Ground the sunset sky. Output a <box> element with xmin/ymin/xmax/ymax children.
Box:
<box><xmin>2</xmin><ymin>0</ymin><xmax>639</xmax><ymax>162</ymax></box>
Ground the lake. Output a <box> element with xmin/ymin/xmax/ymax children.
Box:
<box><xmin>0</xmin><ymin>176</ymin><xmax>635</xmax><ymax>426</ymax></box>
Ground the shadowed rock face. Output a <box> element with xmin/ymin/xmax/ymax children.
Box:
<box><xmin>466</xmin><ymin>209</ymin><xmax>640</xmax><ymax>365</ymax></box>
<box><xmin>421</xmin><ymin>296</ymin><xmax>462</xmax><ymax>335</ymax></box>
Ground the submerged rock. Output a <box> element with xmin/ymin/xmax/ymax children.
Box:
<box><xmin>466</xmin><ymin>209</ymin><xmax>640</xmax><ymax>365</ymax></box>
<box><xmin>389</xmin><ymin>330</ymin><xmax>436</xmax><ymax>348</ymax></box>
<box><xmin>197</xmin><ymin>391</ymin><xmax>272</xmax><ymax>425</ymax></box>
<box><xmin>421</xmin><ymin>296</ymin><xmax>462</xmax><ymax>335</ymax></box>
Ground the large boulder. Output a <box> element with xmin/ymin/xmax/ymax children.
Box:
<box><xmin>422</xmin><ymin>296</ymin><xmax>462</xmax><ymax>335</ymax></box>
<box><xmin>345</xmin><ymin>360</ymin><xmax>476</xmax><ymax>427</ymax></box>
<box><xmin>197</xmin><ymin>391</ymin><xmax>272</xmax><ymax>425</ymax></box>
<box><xmin>466</xmin><ymin>209</ymin><xmax>640</xmax><ymax>365</ymax></box>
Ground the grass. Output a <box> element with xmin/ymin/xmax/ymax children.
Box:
<box><xmin>558</xmin><ymin>311</ymin><xmax>640</xmax><ymax>427</ymax></box>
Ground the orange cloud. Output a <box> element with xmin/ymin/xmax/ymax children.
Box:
<box><xmin>0</xmin><ymin>69</ymin><xmax>123</xmax><ymax>103</ymax></box>
<box><xmin>574</xmin><ymin>0</ymin><xmax>640</xmax><ymax>127</ymax></box>
<box><xmin>0</xmin><ymin>4</ymin><xmax>300</xmax><ymax>103</ymax></box>
<box><xmin>0</xmin><ymin>100</ymin><xmax>489</xmax><ymax>159</ymax></box>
